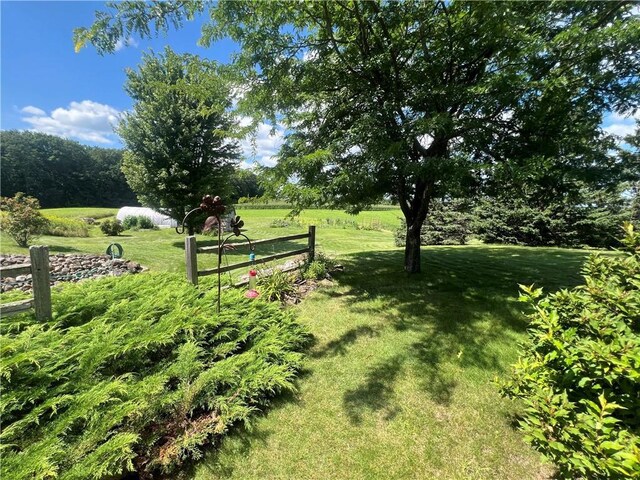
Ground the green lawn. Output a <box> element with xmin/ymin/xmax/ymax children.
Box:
<box><xmin>0</xmin><ymin>207</ymin><xmax>600</xmax><ymax>478</ymax></box>
<box><xmin>190</xmin><ymin>245</ymin><xmax>591</xmax><ymax>479</ymax></box>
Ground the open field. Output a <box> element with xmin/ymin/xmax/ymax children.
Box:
<box><xmin>1</xmin><ymin>206</ymin><xmax>603</xmax><ymax>478</ymax></box>
<box><xmin>1</xmin><ymin>207</ymin><xmax>401</xmax><ymax>273</ymax></box>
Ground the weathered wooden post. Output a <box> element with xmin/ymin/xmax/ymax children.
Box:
<box><xmin>185</xmin><ymin>235</ymin><xmax>198</xmax><ymax>286</ymax></box>
<box><xmin>29</xmin><ymin>245</ymin><xmax>51</xmax><ymax>321</ymax></box>
<box><xmin>308</xmin><ymin>225</ymin><xmax>316</xmax><ymax>262</ymax></box>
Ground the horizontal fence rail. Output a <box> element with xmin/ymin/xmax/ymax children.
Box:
<box><xmin>0</xmin><ymin>245</ymin><xmax>52</xmax><ymax>321</ymax></box>
<box><xmin>197</xmin><ymin>232</ymin><xmax>310</xmax><ymax>255</ymax></box>
<box><xmin>0</xmin><ymin>263</ymin><xmax>32</xmax><ymax>276</ymax></box>
<box><xmin>185</xmin><ymin>226</ymin><xmax>315</xmax><ymax>286</ymax></box>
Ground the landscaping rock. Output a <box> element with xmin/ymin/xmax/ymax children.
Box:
<box><xmin>0</xmin><ymin>253</ymin><xmax>144</xmax><ymax>293</ymax></box>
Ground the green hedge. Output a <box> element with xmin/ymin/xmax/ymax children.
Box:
<box><xmin>502</xmin><ymin>224</ymin><xmax>640</xmax><ymax>478</ymax></box>
<box><xmin>1</xmin><ymin>273</ymin><xmax>310</xmax><ymax>479</ymax></box>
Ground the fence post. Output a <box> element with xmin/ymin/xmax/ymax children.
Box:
<box><xmin>308</xmin><ymin>225</ymin><xmax>316</xmax><ymax>262</ymax></box>
<box><xmin>29</xmin><ymin>245</ymin><xmax>51</xmax><ymax>321</ymax></box>
<box><xmin>185</xmin><ymin>235</ymin><xmax>198</xmax><ymax>286</ymax></box>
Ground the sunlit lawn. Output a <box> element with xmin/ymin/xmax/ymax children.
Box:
<box><xmin>189</xmin><ymin>245</ymin><xmax>591</xmax><ymax>479</ymax></box>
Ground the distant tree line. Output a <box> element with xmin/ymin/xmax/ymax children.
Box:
<box><xmin>0</xmin><ymin>130</ymin><xmax>264</xmax><ymax>209</ymax></box>
<box><xmin>0</xmin><ymin>131</ymin><xmax>138</xmax><ymax>208</ymax></box>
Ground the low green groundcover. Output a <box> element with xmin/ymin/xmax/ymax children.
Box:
<box><xmin>0</xmin><ymin>273</ymin><xmax>310</xmax><ymax>479</ymax></box>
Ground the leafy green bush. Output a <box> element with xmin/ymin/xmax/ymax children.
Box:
<box><xmin>122</xmin><ymin>215</ymin><xmax>156</xmax><ymax>230</ymax></box>
<box><xmin>303</xmin><ymin>260</ymin><xmax>327</xmax><ymax>280</ymax></box>
<box><xmin>501</xmin><ymin>223</ymin><xmax>640</xmax><ymax>479</ymax></box>
<box><xmin>42</xmin><ymin>215</ymin><xmax>89</xmax><ymax>237</ymax></box>
<box><xmin>395</xmin><ymin>199</ymin><xmax>472</xmax><ymax>247</ymax></box>
<box><xmin>100</xmin><ymin>218</ymin><xmax>124</xmax><ymax>236</ymax></box>
<box><xmin>0</xmin><ymin>193</ymin><xmax>49</xmax><ymax>247</ymax></box>
<box><xmin>0</xmin><ymin>273</ymin><xmax>309</xmax><ymax>479</ymax></box>
<box><xmin>258</xmin><ymin>268</ymin><xmax>297</xmax><ymax>302</ymax></box>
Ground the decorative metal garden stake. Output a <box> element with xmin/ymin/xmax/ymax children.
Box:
<box><xmin>177</xmin><ymin>195</ymin><xmax>255</xmax><ymax>313</ymax></box>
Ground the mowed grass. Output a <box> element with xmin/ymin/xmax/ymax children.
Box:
<box><xmin>0</xmin><ymin>207</ymin><xmax>399</xmax><ymax>273</ymax></box>
<box><xmin>40</xmin><ymin>207</ymin><xmax>118</xmax><ymax>219</ymax></box>
<box><xmin>190</xmin><ymin>246</ymin><xmax>593</xmax><ymax>480</ymax></box>
<box><xmin>1</xmin><ymin>206</ymin><xmax>600</xmax><ymax>478</ymax></box>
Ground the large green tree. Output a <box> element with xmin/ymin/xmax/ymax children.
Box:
<box><xmin>76</xmin><ymin>1</ymin><xmax>639</xmax><ymax>272</ymax></box>
<box><xmin>117</xmin><ymin>47</ymin><xmax>240</xmax><ymax>225</ymax></box>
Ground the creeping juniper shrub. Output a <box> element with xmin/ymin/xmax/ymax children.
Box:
<box><xmin>0</xmin><ymin>273</ymin><xmax>310</xmax><ymax>479</ymax></box>
<box><xmin>501</xmin><ymin>223</ymin><xmax>640</xmax><ymax>479</ymax></box>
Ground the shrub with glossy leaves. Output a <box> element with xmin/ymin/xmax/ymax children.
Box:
<box><xmin>502</xmin><ymin>223</ymin><xmax>640</xmax><ymax>478</ymax></box>
<box><xmin>0</xmin><ymin>193</ymin><xmax>49</xmax><ymax>247</ymax></box>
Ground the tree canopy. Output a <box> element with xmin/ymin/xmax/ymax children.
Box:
<box><xmin>76</xmin><ymin>1</ymin><xmax>640</xmax><ymax>272</ymax></box>
<box><xmin>0</xmin><ymin>130</ymin><xmax>137</xmax><ymax>208</ymax></box>
<box><xmin>117</xmin><ymin>47</ymin><xmax>240</xmax><ymax>224</ymax></box>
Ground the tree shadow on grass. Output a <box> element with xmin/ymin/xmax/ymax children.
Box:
<box><xmin>343</xmin><ymin>354</ymin><xmax>404</xmax><ymax>424</ymax></box>
<box><xmin>310</xmin><ymin>324</ymin><xmax>381</xmax><ymax>358</ymax></box>
<box><xmin>317</xmin><ymin>247</ymin><xmax>589</xmax><ymax>418</ymax></box>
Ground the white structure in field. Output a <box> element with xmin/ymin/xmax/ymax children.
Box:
<box><xmin>116</xmin><ymin>207</ymin><xmax>178</xmax><ymax>228</ymax></box>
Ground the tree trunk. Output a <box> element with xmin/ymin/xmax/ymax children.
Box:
<box><xmin>404</xmin><ymin>221</ymin><xmax>422</xmax><ymax>273</ymax></box>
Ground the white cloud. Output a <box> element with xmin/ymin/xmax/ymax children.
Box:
<box><xmin>603</xmin><ymin>110</ymin><xmax>638</xmax><ymax>141</ymax></box>
<box><xmin>21</xmin><ymin>100</ymin><xmax>121</xmax><ymax>144</ymax></box>
<box><xmin>240</xmin><ymin>122</ymin><xmax>285</xmax><ymax>167</ymax></box>
<box><xmin>114</xmin><ymin>36</ymin><xmax>139</xmax><ymax>52</ymax></box>
<box><xmin>604</xmin><ymin>122</ymin><xmax>636</xmax><ymax>138</ymax></box>
<box><xmin>21</xmin><ymin>105</ymin><xmax>45</xmax><ymax>116</ymax></box>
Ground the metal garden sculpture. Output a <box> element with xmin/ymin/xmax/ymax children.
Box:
<box><xmin>177</xmin><ymin>195</ymin><xmax>257</xmax><ymax>312</ymax></box>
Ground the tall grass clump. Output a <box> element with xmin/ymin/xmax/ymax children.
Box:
<box><xmin>501</xmin><ymin>223</ymin><xmax>640</xmax><ymax>479</ymax></box>
<box><xmin>42</xmin><ymin>215</ymin><xmax>89</xmax><ymax>237</ymax></box>
<box><xmin>0</xmin><ymin>273</ymin><xmax>310</xmax><ymax>479</ymax></box>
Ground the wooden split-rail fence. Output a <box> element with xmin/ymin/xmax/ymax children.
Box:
<box><xmin>0</xmin><ymin>245</ymin><xmax>52</xmax><ymax>321</ymax></box>
<box><xmin>185</xmin><ymin>225</ymin><xmax>316</xmax><ymax>286</ymax></box>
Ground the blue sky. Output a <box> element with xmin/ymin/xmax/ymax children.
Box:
<box><xmin>1</xmin><ymin>1</ymin><xmax>284</xmax><ymax>167</ymax></box>
<box><xmin>1</xmin><ymin>1</ymin><xmax>637</xmax><ymax>160</ymax></box>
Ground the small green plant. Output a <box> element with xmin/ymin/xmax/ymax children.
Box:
<box><xmin>314</xmin><ymin>251</ymin><xmax>338</xmax><ymax>272</ymax></box>
<box><xmin>100</xmin><ymin>218</ymin><xmax>125</xmax><ymax>236</ymax></box>
<box><xmin>258</xmin><ymin>268</ymin><xmax>297</xmax><ymax>302</ymax></box>
<box><xmin>122</xmin><ymin>215</ymin><xmax>155</xmax><ymax>230</ymax></box>
<box><xmin>501</xmin><ymin>223</ymin><xmax>640</xmax><ymax>479</ymax></box>
<box><xmin>0</xmin><ymin>193</ymin><xmax>49</xmax><ymax>247</ymax></box>
<box><xmin>303</xmin><ymin>260</ymin><xmax>327</xmax><ymax>281</ymax></box>
<box><xmin>42</xmin><ymin>215</ymin><xmax>89</xmax><ymax>237</ymax></box>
